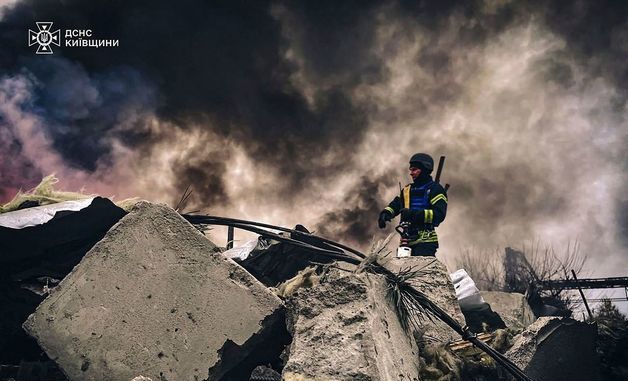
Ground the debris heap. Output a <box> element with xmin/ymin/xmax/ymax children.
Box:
<box><xmin>0</xmin><ymin>189</ymin><xmax>608</xmax><ymax>381</ymax></box>
<box><xmin>506</xmin><ymin>317</ymin><xmax>601</xmax><ymax>381</ymax></box>
<box><xmin>24</xmin><ymin>202</ymin><xmax>283</xmax><ymax>381</ymax></box>
<box><xmin>283</xmin><ymin>269</ymin><xmax>420</xmax><ymax>381</ymax></box>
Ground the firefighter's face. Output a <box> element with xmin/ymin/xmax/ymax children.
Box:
<box><xmin>409</xmin><ymin>166</ymin><xmax>421</xmax><ymax>180</ymax></box>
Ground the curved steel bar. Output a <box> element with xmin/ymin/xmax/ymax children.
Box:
<box><xmin>182</xmin><ymin>214</ymin><xmax>366</xmax><ymax>259</ymax></box>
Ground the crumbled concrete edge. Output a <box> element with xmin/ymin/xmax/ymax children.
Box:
<box><xmin>366</xmin><ymin>272</ymin><xmax>422</xmax><ymax>381</ymax></box>
<box><xmin>505</xmin><ymin>316</ymin><xmax>601</xmax><ymax>381</ymax></box>
<box><xmin>282</xmin><ymin>269</ymin><xmax>421</xmax><ymax>381</ymax></box>
<box><xmin>385</xmin><ymin>257</ymin><xmax>466</xmax><ymax>345</ymax></box>
<box><xmin>207</xmin><ymin>308</ymin><xmax>287</xmax><ymax>380</ymax></box>
<box><xmin>23</xmin><ymin>201</ymin><xmax>283</xmax><ymax>381</ymax></box>
<box><xmin>505</xmin><ymin>316</ymin><xmax>568</xmax><ymax>368</ymax></box>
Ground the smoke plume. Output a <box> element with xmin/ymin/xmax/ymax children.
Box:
<box><xmin>0</xmin><ymin>0</ymin><xmax>626</xmax><ymax>279</ymax></box>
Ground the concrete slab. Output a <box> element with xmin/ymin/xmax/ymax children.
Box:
<box><xmin>383</xmin><ymin>257</ymin><xmax>466</xmax><ymax>344</ymax></box>
<box><xmin>480</xmin><ymin>291</ymin><xmax>536</xmax><ymax>331</ymax></box>
<box><xmin>283</xmin><ymin>269</ymin><xmax>421</xmax><ymax>381</ymax></box>
<box><xmin>24</xmin><ymin>202</ymin><xmax>282</xmax><ymax>381</ymax></box>
<box><xmin>505</xmin><ymin>317</ymin><xmax>601</xmax><ymax>381</ymax></box>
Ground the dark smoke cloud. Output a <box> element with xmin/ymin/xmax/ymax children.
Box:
<box><xmin>20</xmin><ymin>57</ymin><xmax>157</xmax><ymax>170</ymax></box>
<box><xmin>540</xmin><ymin>0</ymin><xmax>628</xmax><ymax>86</ymax></box>
<box><xmin>315</xmin><ymin>174</ymin><xmax>396</xmax><ymax>245</ymax></box>
<box><xmin>172</xmin><ymin>141</ymin><xmax>231</xmax><ymax>210</ymax></box>
<box><xmin>540</xmin><ymin>3</ymin><xmax>628</xmax><ymax>251</ymax></box>
<box><xmin>618</xmin><ymin>201</ymin><xmax>628</xmax><ymax>246</ymax></box>
<box><xmin>306</xmin><ymin>0</ymin><xmax>627</xmax><ymax>272</ymax></box>
<box><xmin>0</xmin><ymin>0</ymin><xmax>626</xmax><ymax>282</ymax></box>
<box><xmin>0</xmin><ymin>0</ymin><xmax>379</xmax><ymax>205</ymax></box>
<box><xmin>273</xmin><ymin>0</ymin><xmax>383</xmax><ymax>86</ymax></box>
<box><xmin>539</xmin><ymin>0</ymin><xmax>628</xmax><ymax>248</ymax></box>
<box><xmin>0</xmin><ymin>127</ymin><xmax>41</xmax><ymax>200</ymax></box>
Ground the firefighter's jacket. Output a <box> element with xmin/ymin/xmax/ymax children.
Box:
<box><xmin>383</xmin><ymin>175</ymin><xmax>447</xmax><ymax>246</ymax></box>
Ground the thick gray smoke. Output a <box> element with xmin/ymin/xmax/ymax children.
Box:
<box><xmin>0</xmin><ymin>1</ymin><xmax>626</xmax><ymax>280</ymax></box>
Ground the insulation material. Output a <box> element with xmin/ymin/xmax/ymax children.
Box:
<box><xmin>0</xmin><ymin>175</ymin><xmax>93</xmax><ymax>214</ymax></box>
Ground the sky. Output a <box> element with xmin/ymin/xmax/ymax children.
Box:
<box><xmin>0</xmin><ymin>0</ymin><xmax>627</xmax><ymax>309</ymax></box>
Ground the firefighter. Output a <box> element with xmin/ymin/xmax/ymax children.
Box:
<box><xmin>378</xmin><ymin>153</ymin><xmax>448</xmax><ymax>256</ymax></box>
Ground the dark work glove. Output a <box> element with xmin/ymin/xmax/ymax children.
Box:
<box><xmin>378</xmin><ymin>210</ymin><xmax>392</xmax><ymax>229</ymax></box>
<box><xmin>400</xmin><ymin>208</ymin><xmax>420</xmax><ymax>223</ymax></box>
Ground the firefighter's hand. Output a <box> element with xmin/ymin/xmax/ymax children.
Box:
<box><xmin>400</xmin><ymin>208</ymin><xmax>419</xmax><ymax>223</ymax></box>
<box><xmin>378</xmin><ymin>211</ymin><xmax>391</xmax><ymax>229</ymax></box>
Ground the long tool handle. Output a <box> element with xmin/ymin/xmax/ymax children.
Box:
<box><xmin>434</xmin><ymin>156</ymin><xmax>446</xmax><ymax>183</ymax></box>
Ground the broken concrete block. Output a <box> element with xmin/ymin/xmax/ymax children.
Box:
<box><xmin>480</xmin><ymin>291</ymin><xmax>536</xmax><ymax>331</ymax></box>
<box><xmin>505</xmin><ymin>317</ymin><xmax>601</xmax><ymax>381</ymax></box>
<box><xmin>24</xmin><ymin>202</ymin><xmax>282</xmax><ymax>381</ymax></box>
<box><xmin>283</xmin><ymin>269</ymin><xmax>420</xmax><ymax>381</ymax></box>
<box><xmin>384</xmin><ymin>257</ymin><xmax>466</xmax><ymax>344</ymax></box>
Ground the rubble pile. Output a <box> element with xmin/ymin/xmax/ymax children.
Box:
<box><xmin>0</xmin><ymin>195</ymin><xmax>609</xmax><ymax>381</ymax></box>
<box><xmin>383</xmin><ymin>257</ymin><xmax>466</xmax><ymax>344</ymax></box>
<box><xmin>24</xmin><ymin>202</ymin><xmax>284</xmax><ymax>381</ymax></box>
<box><xmin>505</xmin><ymin>317</ymin><xmax>601</xmax><ymax>381</ymax></box>
<box><xmin>480</xmin><ymin>291</ymin><xmax>536</xmax><ymax>332</ymax></box>
<box><xmin>0</xmin><ymin>196</ymin><xmax>127</xmax><ymax>375</ymax></box>
<box><xmin>283</xmin><ymin>268</ymin><xmax>420</xmax><ymax>381</ymax></box>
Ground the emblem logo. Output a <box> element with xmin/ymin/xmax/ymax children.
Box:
<box><xmin>28</xmin><ymin>22</ymin><xmax>61</xmax><ymax>54</ymax></box>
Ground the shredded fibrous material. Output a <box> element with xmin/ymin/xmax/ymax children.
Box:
<box><xmin>1</xmin><ymin>175</ymin><xmax>93</xmax><ymax>214</ymax></box>
<box><xmin>1</xmin><ymin>174</ymin><xmax>141</xmax><ymax>213</ymax></box>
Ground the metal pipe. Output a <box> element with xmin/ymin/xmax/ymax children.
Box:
<box><xmin>539</xmin><ymin>276</ymin><xmax>628</xmax><ymax>290</ymax></box>
<box><xmin>226</xmin><ymin>226</ymin><xmax>234</xmax><ymax>249</ymax></box>
<box><xmin>182</xmin><ymin>215</ymin><xmax>362</xmax><ymax>264</ymax></box>
<box><xmin>572</xmin><ymin>269</ymin><xmax>593</xmax><ymax>320</ymax></box>
<box><xmin>183</xmin><ymin>214</ymin><xmax>366</xmax><ymax>258</ymax></box>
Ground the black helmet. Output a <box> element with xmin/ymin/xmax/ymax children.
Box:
<box><xmin>409</xmin><ymin>153</ymin><xmax>434</xmax><ymax>173</ymax></box>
